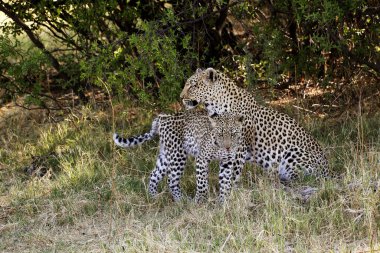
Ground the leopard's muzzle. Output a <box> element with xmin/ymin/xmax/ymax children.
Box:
<box><xmin>182</xmin><ymin>99</ymin><xmax>199</xmax><ymax>109</ymax></box>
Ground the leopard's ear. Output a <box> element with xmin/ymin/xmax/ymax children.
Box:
<box><xmin>196</xmin><ymin>68</ymin><xmax>203</xmax><ymax>74</ymax></box>
<box><xmin>203</xmin><ymin>68</ymin><xmax>217</xmax><ymax>84</ymax></box>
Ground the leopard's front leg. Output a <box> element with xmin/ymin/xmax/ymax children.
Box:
<box><xmin>231</xmin><ymin>147</ymin><xmax>246</xmax><ymax>187</ymax></box>
<box><xmin>218</xmin><ymin>157</ymin><xmax>234</xmax><ymax>203</ymax></box>
<box><xmin>194</xmin><ymin>156</ymin><xmax>210</xmax><ymax>203</ymax></box>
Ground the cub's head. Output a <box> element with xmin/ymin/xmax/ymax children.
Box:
<box><xmin>180</xmin><ymin>68</ymin><xmax>225</xmax><ymax>110</ymax></box>
<box><xmin>208</xmin><ymin>114</ymin><xmax>244</xmax><ymax>154</ymax></box>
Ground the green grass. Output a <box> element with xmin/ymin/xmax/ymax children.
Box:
<box><xmin>0</xmin><ymin>101</ymin><xmax>379</xmax><ymax>252</ymax></box>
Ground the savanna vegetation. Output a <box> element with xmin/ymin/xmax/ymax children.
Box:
<box><xmin>0</xmin><ymin>0</ymin><xmax>379</xmax><ymax>252</ymax></box>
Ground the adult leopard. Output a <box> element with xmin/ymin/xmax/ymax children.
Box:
<box><xmin>180</xmin><ymin>68</ymin><xmax>329</xmax><ymax>181</ymax></box>
<box><xmin>113</xmin><ymin>110</ymin><xmax>246</xmax><ymax>202</ymax></box>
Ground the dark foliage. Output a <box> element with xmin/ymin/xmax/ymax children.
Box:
<box><xmin>0</xmin><ymin>0</ymin><xmax>378</xmax><ymax>107</ymax></box>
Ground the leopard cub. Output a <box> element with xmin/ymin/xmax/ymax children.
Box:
<box><xmin>114</xmin><ymin>110</ymin><xmax>246</xmax><ymax>202</ymax></box>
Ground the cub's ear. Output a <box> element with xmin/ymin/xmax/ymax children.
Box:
<box><xmin>203</xmin><ymin>68</ymin><xmax>217</xmax><ymax>84</ymax></box>
<box><xmin>237</xmin><ymin>116</ymin><xmax>244</xmax><ymax>122</ymax></box>
<box><xmin>196</xmin><ymin>68</ymin><xmax>203</xmax><ymax>74</ymax></box>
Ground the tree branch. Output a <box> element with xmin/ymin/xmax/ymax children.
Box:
<box><xmin>157</xmin><ymin>1</ymin><xmax>241</xmax><ymax>35</ymax></box>
<box><xmin>0</xmin><ymin>1</ymin><xmax>62</xmax><ymax>73</ymax></box>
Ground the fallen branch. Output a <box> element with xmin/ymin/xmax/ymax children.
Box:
<box><xmin>292</xmin><ymin>105</ymin><xmax>318</xmax><ymax>115</ymax></box>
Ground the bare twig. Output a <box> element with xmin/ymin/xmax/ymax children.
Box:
<box><xmin>292</xmin><ymin>105</ymin><xmax>318</xmax><ymax>115</ymax></box>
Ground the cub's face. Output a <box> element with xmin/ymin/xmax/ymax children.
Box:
<box><xmin>209</xmin><ymin>114</ymin><xmax>244</xmax><ymax>155</ymax></box>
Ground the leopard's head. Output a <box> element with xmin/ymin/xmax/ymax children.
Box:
<box><xmin>208</xmin><ymin>114</ymin><xmax>244</xmax><ymax>154</ymax></box>
<box><xmin>180</xmin><ymin>68</ymin><xmax>228</xmax><ymax>114</ymax></box>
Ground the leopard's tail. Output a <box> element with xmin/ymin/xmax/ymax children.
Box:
<box><xmin>113</xmin><ymin>117</ymin><xmax>160</xmax><ymax>148</ymax></box>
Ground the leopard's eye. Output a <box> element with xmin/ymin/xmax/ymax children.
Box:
<box><xmin>190</xmin><ymin>79</ymin><xmax>196</xmax><ymax>85</ymax></box>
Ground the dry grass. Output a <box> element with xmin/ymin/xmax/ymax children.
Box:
<box><xmin>0</xmin><ymin>99</ymin><xmax>379</xmax><ymax>252</ymax></box>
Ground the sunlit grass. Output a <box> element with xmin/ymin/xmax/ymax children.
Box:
<box><xmin>0</xmin><ymin>101</ymin><xmax>379</xmax><ymax>252</ymax></box>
